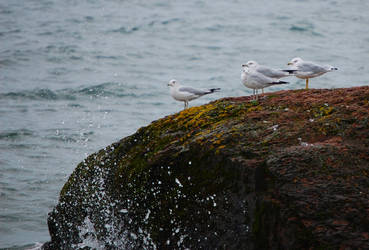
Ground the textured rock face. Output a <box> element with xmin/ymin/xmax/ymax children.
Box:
<box><xmin>43</xmin><ymin>87</ymin><xmax>369</xmax><ymax>249</ymax></box>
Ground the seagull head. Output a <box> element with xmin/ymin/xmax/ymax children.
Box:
<box><xmin>288</xmin><ymin>57</ymin><xmax>303</xmax><ymax>66</ymax></box>
<box><xmin>245</xmin><ymin>60</ymin><xmax>259</xmax><ymax>68</ymax></box>
<box><xmin>168</xmin><ymin>79</ymin><xmax>178</xmax><ymax>87</ymax></box>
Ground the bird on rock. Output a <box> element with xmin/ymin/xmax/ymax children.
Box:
<box><xmin>243</xmin><ymin>60</ymin><xmax>296</xmax><ymax>94</ymax></box>
<box><xmin>287</xmin><ymin>57</ymin><xmax>338</xmax><ymax>89</ymax></box>
<box><xmin>168</xmin><ymin>79</ymin><xmax>220</xmax><ymax>109</ymax></box>
<box><xmin>241</xmin><ymin>65</ymin><xmax>288</xmax><ymax>101</ymax></box>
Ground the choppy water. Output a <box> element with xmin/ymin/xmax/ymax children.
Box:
<box><xmin>0</xmin><ymin>0</ymin><xmax>368</xmax><ymax>248</ymax></box>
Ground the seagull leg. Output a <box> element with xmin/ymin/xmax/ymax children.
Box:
<box><xmin>262</xmin><ymin>88</ymin><xmax>264</xmax><ymax>94</ymax></box>
<box><xmin>306</xmin><ymin>78</ymin><xmax>309</xmax><ymax>89</ymax></box>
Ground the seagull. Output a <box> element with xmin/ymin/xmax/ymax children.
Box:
<box><xmin>167</xmin><ymin>79</ymin><xmax>220</xmax><ymax>109</ymax></box>
<box><xmin>241</xmin><ymin>65</ymin><xmax>288</xmax><ymax>101</ymax></box>
<box><xmin>243</xmin><ymin>60</ymin><xmax>296</xmax><ymax>94</ymax></box>
<box><xmin>287</xmin><ymin>57</ymin><xmax>338</xmax><ymax>89</ymax></box>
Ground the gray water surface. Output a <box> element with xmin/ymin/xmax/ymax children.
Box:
<box><xmin>1</xmin><ymin>0</ymin><xmax>368</xmax><ymax>248</ymax></box>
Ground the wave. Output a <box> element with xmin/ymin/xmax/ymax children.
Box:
<box><xmin>109</xmin><ymin>18</ymin><xmax>182</xmax><ymax>34</ymax></box>
<box><xmin>0</xmin><ymin>89</ymin><xmax>63</xmax><ymax>101</ymax></box>
<box><xmin>72</xmin><ymin>82</ymin><xmax>139</xmax><ymax>98</ymax></box>
<box><xmin>0</xmin><ymin>82</ymin><xmax>145</xmax><ymax>101</ymax></box>
<box><xmin>0</xmin><ymin>129</ymin><xmax>34</xmax><ymax>140</ymax></box>
<box><xmin>0</xmin><ymin>29</ymin><xmax>21</xmax><ymax>37</ymax></box>
<box><xmin>10</xmin><ymin>242</ymin><xmax>44</xmax><ymax>250</ymax></box>
<box><xmin>0</xmin><ymin>59</ymin><xmax>15</xmax><ymax>66</ymax></box>
<box><xmin>148</xmin><ymin>18</ymin><xmax>182</xmax><ymax>26</ymax></box>
<box><xmin>111</xmin><ymin>26</ymin><xmax>140</xmax><ymax>34</ymax></box>
<box><xmin>94</xmin><ymin>55</ymin><xmax>120</xmax><ymax>60</ymax></box>
<box><xmin>290</xmin><ymin>25</ymin><xmax>309</xmax><ymax>32</ymax></box>
<box><xmin>289</xmin><ymin>22</ymin><xmax>323</xmax><ymax>36</ymax></box>
<box><xmin>44</xmin><ymin>130</ymin><xmax>94</xmax><ymax>143</ymax></box>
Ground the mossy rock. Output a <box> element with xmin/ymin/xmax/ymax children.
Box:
<box><xmin>43</xmin><ymin>86</ymin><xmax>369</xmax><ymax>249</ymax></box>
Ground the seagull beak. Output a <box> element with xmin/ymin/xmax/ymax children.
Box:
<box><xmin>287</xmin><ymin>62</ymin><xmax>293</xmax><ymax>65</ymax></box>
<box><xmin>242</xmin><ymin>64</ymin><xmax>248</xmax><ymax>67</ymax></box>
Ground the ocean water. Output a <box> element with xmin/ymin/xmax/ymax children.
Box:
<box><xmin>0</xmin><ymin>0</ymin><xmax>368</xmax><ymax>248</ymax></box>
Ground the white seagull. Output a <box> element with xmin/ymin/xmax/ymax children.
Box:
<box><xmin>241</xmin><ymin>65</ymin><xmax>288</xmax><ymax>101</ymax></box>
<box><xmin>167</xmin><ymin>79</ymin><xmax>220</xmax><ymax>109</ymax></box>
<box><xmin>287</xmin><ymin>57</ymin><xmax>338</xmax><ymax>89</ymax></box>
<box><xmin>243</xmin><ymin>60</ymin><xmax>296</xmax><ymax>94</ymax></box>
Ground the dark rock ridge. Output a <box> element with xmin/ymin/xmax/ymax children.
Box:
<box><xmin>43</xmin><ymin>86</ymin><xmax>369</xmax><ymax>249</ymax></box>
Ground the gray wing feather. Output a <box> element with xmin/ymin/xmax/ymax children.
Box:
<box><xmin>257</xmin><ymin>66</ymin><xmax>288</xmax><ymax>78</ymax></box>
<box><xmin>179</xmin><ymin>86</ymin><xmax>209</xmax><ymax>95</ymax></box>
<box><xmin>249</xmin><ymin>72</ymin><xmax>275</xmax><ymax>84</ymax></box>
<box><xmin>299</xmin><ymin>62</ymin><xmax>328</xmax><ymax>74</ymax></box>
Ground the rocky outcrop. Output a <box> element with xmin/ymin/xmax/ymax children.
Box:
<box><xmin>43</xmin><ymin>86</ymin><xmax>369</xmax><ymax>249</ymax></box>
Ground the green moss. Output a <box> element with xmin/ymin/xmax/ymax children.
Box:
<box><xmin>312</xmin><ymin>104</ymin><xmax>335</xmax><ymax>118</ymax></box>
<box><xmin>267</xmin><ymin>94</ymin><xmax>279</xmax><ymax>99</ymax></box>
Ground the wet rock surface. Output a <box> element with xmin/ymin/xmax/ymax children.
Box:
<box><xmin>43</xmin><ymin>86</ymin><xmax>369</xmax><ymax>249</ymax></box>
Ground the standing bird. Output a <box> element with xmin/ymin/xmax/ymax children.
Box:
<box><xmin>244</xmin><ymin>61</ymin><xmax>296</xmax><ymax>94</ymax></box>
<box><xmin>241</xmin><ymin>65</ymin><xmax>288</xmax><ymax>101</ymax></box>
<box><xmin>287</xmin><ymin>57</ymin><xmax>338</xmax><ymax>89</ymax></box>
<box><xmin>167</xmin><ymin>79</ymin><xmax>220</xmax><ymax>109</ymax></box>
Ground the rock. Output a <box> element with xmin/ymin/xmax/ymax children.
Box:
<box><xmin>43</xmin><ymin>86</ymin><xmax>369</xmax><ymax>249</ymax></box>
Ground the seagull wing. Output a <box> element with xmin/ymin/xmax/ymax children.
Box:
<box><xmin>249</xmin><ymin>71</ymin><xmax>276</xmax><ymax>85</ymax></box>
<box><xmin>178</xmin><ymin>86</ymin><xmax>209</xmax><ymax>96</ymax></box>
<box><xmin>299</xmin><ymin>61</ymin><xmax>328</xmax><ymax>74</ymax></box>
<box><xmin>248</xmin><ymin>70</ymin><xmax>288</xmax><ymax>86</ymax></box>
<box><xmin>257</xmin><ymin>66</ymin><xmax>289</xmax><ymax>78</ymax></box>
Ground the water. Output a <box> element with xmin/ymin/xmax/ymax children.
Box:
<box><xmin>0</xmin><ymin>0</ymin><xmax>368</xmax><ymax>248</ymax></box>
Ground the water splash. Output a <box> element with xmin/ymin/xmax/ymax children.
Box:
<box><xmin>68</xmin><ymin>164</ymin><xmax>158</xmax><ymax>249</ymax></box>
<box><xmin>74</xmin><ymin>217</ymin><xmax>105</xmax><ymax>250</ymax></box>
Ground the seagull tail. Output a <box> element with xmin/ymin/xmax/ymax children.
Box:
<box><xmin>282</xmin><ymin>69</ymin><xmax>297</xmax><ymax>74</ymax></box>
<box><xmin>209</xmin><ymin>88</ymin><xmax>221</xmax><ymax>93</ymax></box>
<box><xmin>270</xmin><ymin>81</ymin><xmax>289</xmax><ymax>85</ymax></box>
<box><xmin>330</xmin><ymin>67</ymin><xmax>338</xmax><ymax>71</ymax></box>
